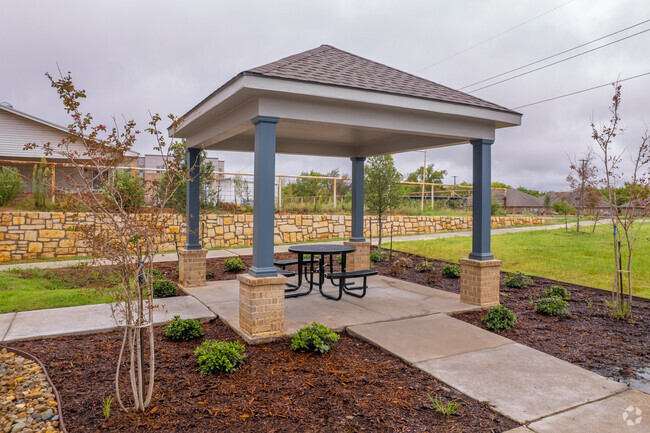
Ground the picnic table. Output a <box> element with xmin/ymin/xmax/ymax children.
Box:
<box><xmin>278</xmin><ymin>244</ymin><xmax>376</xmax><ymax>300</ymax></box>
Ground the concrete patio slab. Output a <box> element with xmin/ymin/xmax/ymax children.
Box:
<box><xmin>0</xmin><ymin>312</ymin><xmax>16</xmax><ymax>341</ymax></box>
<box><xmin>415</xmin><ymin>343</ymin><xmax>627</xmax><ymax>423</ymax></box>
<box><xmin>348</xmin><ymin>314</ymin><xmax>511</xmax><ymax>363</ymax></box>
<box><xmin>342</xmin><ymin>280</ymin><xmax>479</xmax><ymax>318</ymax></box>
<box><xmin>283</xmin><ymin>293</ymin><xmax>391</xmax><ymax>334</ymax></box>
<box><xmin>183</xmin><ymin>279</ymin><xmax>240</xmax><ymax>304</ymax></box>
<box><xmin>3</xmin><ymin>303</ymin><xmax>118</xmax><ymax>342</ymax></box>
<box><xmin>150</xmin><ymin>296</ymin><xmax>216</xmax><ymax>325</ymax></box>
<box><xmin>504</xmin><ymin>428</ymin><xmax>535</xmax><ymax>433</ymax></box>
<box><xmin>528</xmin><ymin>389</ymin><xmax>650</xmax><ymax>433</ymax></box>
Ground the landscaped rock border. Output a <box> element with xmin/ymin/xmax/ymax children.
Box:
<box><xmin>0</xmin><ymin>211</ymin><xmax>544</xmax><ymax>261</ymax></box>
<box><xmin>1</xmin><ymin>347</ymin><xmax>68</xmax><ymax>433</ymax></box>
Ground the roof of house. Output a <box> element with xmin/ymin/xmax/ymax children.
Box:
<box><xmin>0</xmin><ymin>103</ymin><xmax>138</xmax><ymax>160</ymax></box>
<box><xmin>242</xmin><ymin>44</ymin><xmax>516</xmax><ymax>114</ymax></box>
<box><xmin>502</xmin><ymin>188</ymin><xmax>544</xmax><ymax>208</ymax></box>
<box><xmin>547</xmin><ymin>191</ymin><xmax>611</xmax><ymax>209</ymax></box>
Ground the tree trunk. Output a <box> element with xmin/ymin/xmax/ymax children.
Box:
<box><xmin>377</xmin><ymin>216</ymin><xmax>383</xmax><ymax>250</ymax></box>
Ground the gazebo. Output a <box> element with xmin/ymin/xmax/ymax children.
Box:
<box><xmin>170</xmin><ymin>45</ymin><xmax>522</xmax><ymax>341</ymax></box>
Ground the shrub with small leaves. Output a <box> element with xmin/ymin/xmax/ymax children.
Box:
<box><xmin>415</xmin><ymin>260</ymin><xmax>435</xmax><ymax>273</ymax></box>
<box><xmin>163</xmin><ymin>315</ymin><xmax>204</xmax><ymax>340</ymax></box>
<box><xmin>369</xmin><ymin>250</ymin><xmax>383</xmax><ymax>263</ymax></box>
<box><xmin>223</xmin><ymin>257</ymin><xmax>245</xmax><ymax>272</ymax></box>
<box><xmin>291</xmin><ymin>322</ymin><xmax>340</xmax><ymax>353</ymax></box>
<box><xmin>544</xmin><ymin>285</ymin><xmax>570</xmax><ymax>301</ymax></box>
<box><xmin>441</xmin><ymin>264</ymin><xmax>460</xmax><ymax>279</ymax></box>
<box><xmin>151</xmin><ymin>269</ymin><xmax>164</xmax><ymax>280</ymax></box>
<box><xmin>194</xmin><ymin>340</ymin><xmax>246</xmax><ymax>374</ymax></box>
<box><xmin>0</xmin><ymin>166</ymin><xmax>25</xmax><ymax>206</ymax></box>
<box><xmin>536</xmin><ymin>296</ymin><xmax>570</xmax><ymax>316</ymax></box>
<box><xmin>152</xmin><ymin>280</ymin><xmax>177</xmax><ymax>298</ymax></box>
<box><xmin>504</xmin><ymin>271</ymin><xmax>533</xmax><ymax>289</ymax></box>
<box><xmin>482</xmin><ymin>304</ymin><xmax>517</xmax><ymax>333</ymax></box>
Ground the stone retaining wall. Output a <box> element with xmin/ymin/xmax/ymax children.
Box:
<box><xmin>0</xmin><ymin>212</ymin><xmax>544</xmax><ymax>261</ymax></box>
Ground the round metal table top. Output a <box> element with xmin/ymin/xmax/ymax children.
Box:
<box><xmin>288</xmin><ymin>244</ymin><xmax>356</xmax><ymax>254</ymax></box>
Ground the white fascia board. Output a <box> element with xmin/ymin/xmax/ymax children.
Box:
<box><xmin>245</xmin><ymin>75</ymin><xmax>521</xmax><ymax>127</ymax></box>
<box><xmin>174</xmin><ymin>74</ymin><xmax>521</xmax><ymax>138</ymax></box>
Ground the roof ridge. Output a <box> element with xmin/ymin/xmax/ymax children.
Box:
<box><xmin>305</xmin><ymin>45</ymin><xmax>511</xmax><ymax>112</ymax></box>
<box><xmin>247</xmin><ymin>45</ymin><xmax>334</xmax><ymax>75</ymax></box>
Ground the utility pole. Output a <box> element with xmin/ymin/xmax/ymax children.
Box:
<box><xmin>420</xmin><ymin>150</ymin><xmax>427</xmax><ymax>212</ymax></box>
<box><xmin>578</xmin><ymin>158</ymin><xmax>586</xmax><ymax>232</ymax></box>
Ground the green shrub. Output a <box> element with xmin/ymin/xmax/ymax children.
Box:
<box><xmin>544</xmin><ymin>285</ymin><xmax>570</xmax><ymax>301</ymax></box>
<box><xmin>369</xmin><ymin>250</ymin><xmax>383</xmax><ymax>263</ymax></box>
<box><xmin>291</xmin><ymin>322</ymin><xmax>340</xmax><ymax>353</ymax></box>
<box><xmin>0</xmin><ymin>166</ymin><xmax>25</xmax><ymax>206</ymax></box>
<box><xmin>194</xmin><ymin>340</ymin><xmax>246</xmax><ymax>374</ymax></box>
<box><xmin>482</xmin><ymin>304</ymin><xmax>517</xmax><ymax>333</ymax></box>
<box><xmin>223</xmin><ymin>257</ymin><xmax>245</xmax><ymax>272</ymax></box>
<box><xmin>441</xmin><ymin>264</ymin><xmax>460</xmax><ymax>278</ymax></box>
<box><xmin>106</xmin><ymin>169</ymin><xmax>145</xmax><ymax>211</ymax></box>
<box><xmin>152</xmin><ymin>280</ymin><xmax>177</xmax><ymax>298</ymax></box>
<box><xmin>164</xmin><ymin>315</ymin><xmax>204</xmax><ymax>340</ymax></box>
<box><xmin>504</xmin><ymin>271</ymin><xmax>533</xmax><ymax>289</ymax></box>
<box><xmin>536</xmin><ymin>296</ymin><xmax>570</xmax><ymax>316</ymax></box>
<box><xmin>415</xmin><ymin>260</ymin><xmax>435</xmax><ymax>272</ymax></box>
<box><xmin>151</xmin><ymin>269</ymin><xmax>165</xmax><ymax>280</ymax></box>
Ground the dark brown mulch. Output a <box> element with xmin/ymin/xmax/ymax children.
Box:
<box><xmin>370</xmin><ymin>247</ymin><xmax>650</xmax><ymax>386</ymax></box>
<box><xmin>9</xmin><ymin>320</ymin><xmax>517</xmax><ymax>432</ymax></box>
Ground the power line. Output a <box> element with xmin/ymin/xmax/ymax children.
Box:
<box><xmin>467</xmin><ymin>28</ymin><xmax>650</xmax><ymax>93</ymax></box>
<box><xmin>417</xmin><ymin>0</ymin><xmax>576</xmax><ymax>72</ymax></box>
<box><xmin>459</xmin><ymin>19</ymin><xmax>650</xmax><ymax>90</ymax></box>
<box><xmin>513</xmin><ymin>71</ymin><xmax>650</xmax><ymax>109</ymax></box>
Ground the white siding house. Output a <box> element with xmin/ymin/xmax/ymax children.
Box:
<box><xmin>0</xmin><ymin>103</ymin><xmax>137</xmax><ymax>192</ymax></box>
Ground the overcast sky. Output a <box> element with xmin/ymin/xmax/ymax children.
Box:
<box><xmin>1</xmin><ymin>0</ymin><xmax>648</xmax><ymax>191</ymax></box>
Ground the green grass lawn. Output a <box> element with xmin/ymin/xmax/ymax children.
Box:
<box><xmin>0</xmin><ymin>267</ymin><xmax>115</xmax><ymax>314</ymax></box>
<box><xmin>387</xmin><ymin>224</ymin><xmax>650</xmax><ymax>298</ymax></box>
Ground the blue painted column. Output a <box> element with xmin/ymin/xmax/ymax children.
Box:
<box><xmin>350</xmin><ymin>157</ymin><xmax>366</xmax><ymax>242</ymax></box>
<box><xmin>249</xmin><ymin>116</ymin><xmax>280</xmax><ymax>278</ymax></box>
<box><xmin>185</xmin><ymin>147</ymin><xmax>202</xmax><ymax>250</ymax></box>
<box><xmin>469</xmin><ymin>139</ymin><xmax>494</xmax><ymax>261</ymax></box>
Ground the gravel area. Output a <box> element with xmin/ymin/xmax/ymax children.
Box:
<box><xmin>1</xmin><ymin>348</ymin><xmax>61</xmax><ymax>433</ymax></box>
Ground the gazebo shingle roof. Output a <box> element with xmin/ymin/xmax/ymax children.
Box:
<box><xmin>244</xmin><ymin>45</ymin><xmax>516</xmax><ymax>114</ymax></box>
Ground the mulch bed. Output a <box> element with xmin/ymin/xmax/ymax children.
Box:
<box><xmin>370</xmin><ymin>247</ymin><xmax>650</xmax><ymax>385</ymax></box>
<box><xmin>8</xmin><ymin>321</ymin><xmax>517</xmax><ymax>432</ymax></box>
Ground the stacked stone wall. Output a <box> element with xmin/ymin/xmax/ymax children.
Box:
<box><xmin>0</xmin><ymin>211</ymin><xmax>544</xmax><ymax>261</ymax></box>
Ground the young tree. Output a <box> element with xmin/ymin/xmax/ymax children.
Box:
<box><xmin>553</xmin><ymin>200</ymin><xmax>576</xmax><ymax>231</ymax></box>
<box><xmin>25</xmin><ymin>71</ymin><xmax>188</xmax><ymax>412</ymax></box>
<box><xmin>566</xmin><ymin>148</ymin><xmax>598</xmax><ymax>232</ymax></box>
<box><xmin>233</xmin><ymin>175</ymin><xmax>251</xmax><ymax>205</ymax></box>
<box><xmin>405</xmin><ymin>163</ymin><xmax>447</xmax><ymax>190</ymax></box>
<box><xmin>365</xmin><ymin>155</ymin><xmax>402</xmax><ymax>249</ymax></box>
<box><xmin>592</xmin><ymin>83</ymin><xmax>649</xmax><ymax>319</ymax></box>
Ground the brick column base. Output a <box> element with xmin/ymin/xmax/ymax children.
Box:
<box><xmin>343</xmin><ymin>241</ymin><xmax>370</xmax><ymax>271</ymax></box>
<box><xmin>459</xmin><ymin>258</ymin><xmax>502</xmax><ymax>307</ymax></box>
<box><xmin>238</xmin><ymin>274</ymin><xmax>287</xmax><ymax>342</ymax></box>
<box><xmin>178</xmin><ymin>248</ymin><xmax>207</xmax><ymax>288</ymax></box>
